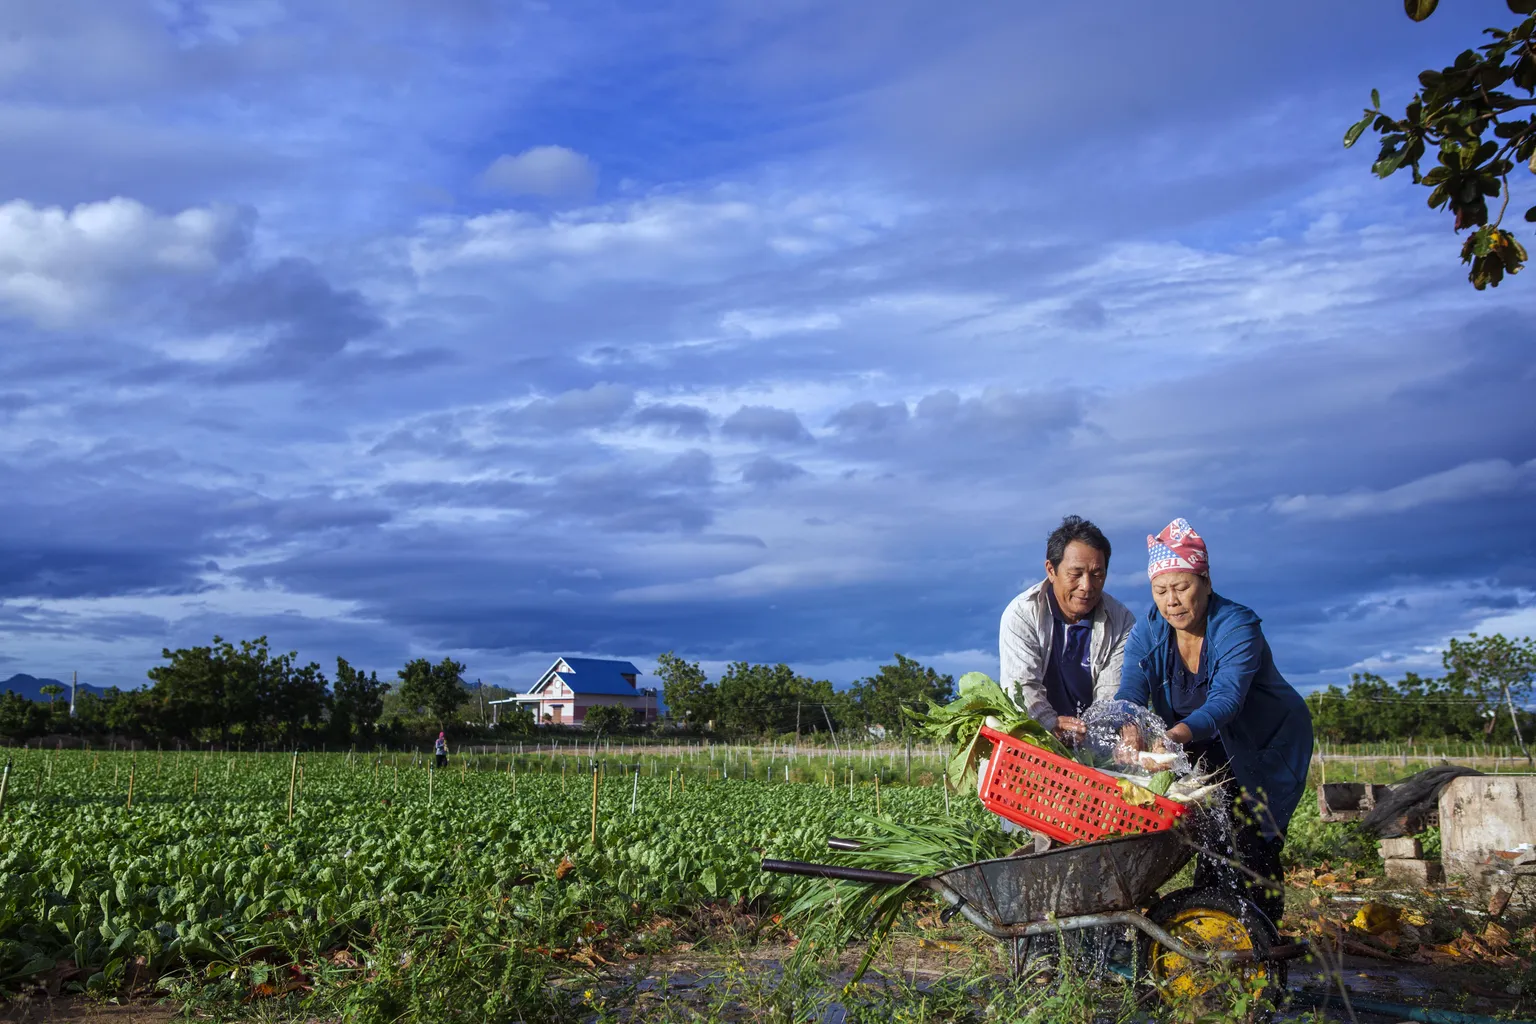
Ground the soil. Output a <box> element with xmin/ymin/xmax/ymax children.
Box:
<box><xmin>0</xmin><ymin>999</ymin><xmax>178</xmax><ymax>1024</ymax></box>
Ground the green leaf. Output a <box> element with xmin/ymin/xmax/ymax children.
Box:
<box><xmin>1344</xmin><ymin>113</ymin><xmax>1374</xmax><ymax>148</ymax></box>
<box><xmin>1523</xmin><ymin>205</ymin><xmax>1536</xmax><ymax>222</ymax></box>
<box><xmin>1405</xmin><ymin>0</ymin><xmax>1438</xmax><ymax>21</ymax></box>
<box><xmin>1509</xmin><ymin>0</ymin><xmax>1536</xmax><ymax>14</ymax></box>
<box><xmin>1371</xmin><ymin>88</ymin><xmax>1381</xmax><ymax>109</ymax></box>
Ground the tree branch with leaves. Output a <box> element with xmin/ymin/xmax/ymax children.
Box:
<box><xmin>1346</xmin><ymin>0</ymin><xmax>1536</xmax><ymax>288</ymax></box>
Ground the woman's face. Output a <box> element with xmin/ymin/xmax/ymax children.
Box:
<box><xmin>1151</xmin><ymin>571</ymin><xmax>1210</xmax><ymax>631</ymax></box>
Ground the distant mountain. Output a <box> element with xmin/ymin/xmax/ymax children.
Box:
<box><xmin>1</xmin><ymin>674</ymin><xmax>111</xmax><ymax>702</ymax></box>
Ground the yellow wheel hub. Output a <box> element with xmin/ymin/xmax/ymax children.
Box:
<box><xmin>1150</xmin><ymin>906</ymin><xmax>1268</xmax><ymax>1001</ymax></box>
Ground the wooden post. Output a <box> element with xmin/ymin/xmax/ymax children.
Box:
<box><xmin>193</xmin><ymin>765</ymin><xmax>199</xmax><ymax>798</ymax></box>
<box><xmin>127</xmin><ymin>760</ymin><xmax>136</xmax><ymax>810</ymax></box>
<box><xmin>287</xmin><ymin>751</ymin><xmax>299</xmax><ymax>823</ymax></box>
<box><xmin>875</xmin><ymin>772</ymin><xmax>881</xmax><ymax>815</ymax></box>
<box><xmin>590</xmin><ymin>767</ymin><xmax>599</xmax><ymax>846</ymax></box>
<box><xmin>0</xmin><ymin>759</ymin><xmax>11</xmax><ymax>817</ymax></box>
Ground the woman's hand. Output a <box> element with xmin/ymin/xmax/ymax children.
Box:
<box><xmin>1114</xmin><ymin>723</ymin><xmax>1144</xmax><ymax>764</ymax></box>
<box><xmin>1165</xmin><ymin>722</ymin><xmax>1194</xmax><ymax>745</ymax></box>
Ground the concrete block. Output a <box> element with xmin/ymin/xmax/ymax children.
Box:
<box><xmin>1439</xmin><ymin>776</ymin><xmax>1536</xmax><ymax>882</ymax></box>
<box><xmin>1379</xmin><ymin>837</ymin><xmax>1422</xmax><ymax>859</ymax></box>
<box><xmin>1383</xmin><ymin>858</ymin><xmax>1443</xmax><ymax>887</ymax></box>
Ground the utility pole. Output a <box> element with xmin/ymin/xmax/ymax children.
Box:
<box><xmin>795</xmin><ymin>702</ymin><xmax>801</xmax><ymax>752</ymax></box>
<box><xmin>70</xmin><ymin>671</ymin><xmax>77</xmax><ymax>718</ymax></box>
<box><xmin>477</xmin><ymin>679</ymin><xmax>485</xmax><ymax>726</ymax></box>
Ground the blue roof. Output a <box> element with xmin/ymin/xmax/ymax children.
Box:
<box><xmin>539</xmin><ymin>657</ymin><xmax>642</xmax><ymax>696</ymax></box>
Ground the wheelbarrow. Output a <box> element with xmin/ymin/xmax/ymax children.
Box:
<box><xmin>764</xmin><ymin>825</ymin><xmax>1306</xmax><ymax>1001</ymax></box>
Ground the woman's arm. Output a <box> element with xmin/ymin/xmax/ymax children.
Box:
<box><xmin>1113</xmin><ymin>617</ymin><xmax>1154</xmax><ymax>707</ymax></box>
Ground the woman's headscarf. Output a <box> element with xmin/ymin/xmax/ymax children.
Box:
<box><xmin>1147</xmin><ymin>517</ymin><xmax>1209</xmax><ymax>579</ymax></box>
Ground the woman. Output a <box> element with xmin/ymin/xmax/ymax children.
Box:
<box><xmin>434</xmin><ymin>731</ymin><xmax>449</xmax><ymax>769</ymax></box>
<box><xmin>1115</xmin><ymin>518</ymin><xmax>1313</xmax><ymax>926</ymax></box>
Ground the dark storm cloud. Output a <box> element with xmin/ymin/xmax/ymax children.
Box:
<box><xmin>741</xmin><ymin>455</ymin><xmax>806</xmax><ymax>486</ymax></box>
<box><xmin>195</xmin><ymin>258</ymin><xmax>384</xmax><ymax>377</ymax></box>
<box><xmin>632</xmin><ymin>402</ymin><xmax>712</xmax><ymax>438</ymax></box>
<box><xmin>721</xmin><ymin>405</ymin><xmax>813</xmax><ymax>444</ymax></box>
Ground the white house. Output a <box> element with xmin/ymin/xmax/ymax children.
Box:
<box><xmin>490</xmin><ymin>657</ymin><xmax>660</xmax><ymax>726</ymax></box>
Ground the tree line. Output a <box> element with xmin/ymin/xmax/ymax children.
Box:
<box><xmin>0</xmin><ymin>641</ymin><xmax>959</xmax><ymax>747</ymax></box>
<box><xmin>0</xmin><ymin>636</ymin><xmax>530</xmax><ymax>749</ymax></box>
<box><xmin>1306</xmin><ymin>634</ymin><xmax>1535</xmax><ymax>759</ymax></box>
<box><xmin>655</xmin><ymin>652</ymin><xmax>956</xmax><ymax>741</ymax></box>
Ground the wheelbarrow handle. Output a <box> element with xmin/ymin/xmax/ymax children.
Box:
<box><xmin>761</xmin><ymin>858</ymin><xmax>916</xmax><ymax>886</ymax></box>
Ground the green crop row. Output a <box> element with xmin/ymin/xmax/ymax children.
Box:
<box><xmin>0</xmin><ymin>749</ymin><xmax>979</xmax><ymax>1020</ymax></box>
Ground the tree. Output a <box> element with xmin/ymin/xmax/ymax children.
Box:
<box><xmin>145</xmin><ymin>636</ymin><xmax>330</xmax><ymax>747</ymax></box>
<box><xmin>846</xmin><ymin>654</ymin><xmax>956</xmax><ymax>736</ymax></box>
<box><xmin>656</xmin><ymin>652</ymin><xmax>715</xmax><ymax>726</ymax></box>
<box><xmin>396</xmin><ymin>657</ymin><xmax>468</xmax><ymax>730</ymax></box>
<box><xmin>1346</xmin><ymin>1</ymin><xmax>1536</xmax><ymax>288</ymax></box>
<box><xmin>1441</xmin><ymin>632</ymin><xmax>1535</xmax><ymax>764</ymax></box>
<box><xmin>582</xmin><ymin>702</ymin><xmax>632</xmax><ymax>734</ymax></box>
<box><xmin>39</xmin><ymin>683</ymin><xmax>64</xmax><ymax>705</ymax></box>
<box><xmin>333</xmin><ymin>658</ymin><xmax>387</xmax><ymax>745</ymax></box>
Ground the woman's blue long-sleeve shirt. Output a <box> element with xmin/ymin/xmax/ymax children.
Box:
<box><xmin>1115</xmin><ymin>592</ymin><xmax>1314</xmax><ymax>839</ymax></box>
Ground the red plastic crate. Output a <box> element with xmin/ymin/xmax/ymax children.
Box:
<box><xmin>976</xmin><ymin>725</ymin><xmax>1189</xmax><ymax>844</ymax></box>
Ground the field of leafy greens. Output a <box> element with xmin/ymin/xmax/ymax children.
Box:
<box><xmin>0</xmin><ymin>747</ymin><xmax>983</xmax><ymax>1021</ymax></box>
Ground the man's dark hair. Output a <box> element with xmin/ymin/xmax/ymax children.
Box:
<box><xmin>1046</xmin><ymin>515</ymin><xmax>1112</xmax><ymax>568</ymax></box>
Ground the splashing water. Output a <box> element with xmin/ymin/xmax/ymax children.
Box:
<box><xmin>1077</xmin><ymin>699</ymin><xmax>1192</xmax><ymax>778</ymax></box>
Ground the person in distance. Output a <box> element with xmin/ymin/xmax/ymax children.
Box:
<box><xmin>999</xmin><ymin>515</ymin><xmax>1136</xmax><ymax>744</ymax></box>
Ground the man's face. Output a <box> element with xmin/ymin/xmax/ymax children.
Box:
<box><xmin>1045</xmin><ymin>541</ymin><xmax>1108</xmax><ymax>623</ymax></box>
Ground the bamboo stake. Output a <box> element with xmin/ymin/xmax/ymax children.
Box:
<box><xmin>0</xmin><ymin>759</ymin><xmax>11</xmax><ymax>817</ymax></box>
<box><xmin>590</xmin><ymin>767</ymin><xmax>599</xmax><ymax>845</ymax></box>
<box><xmin>287</xmin><ymin>751</ymin><xmax>299</xmax><ymax>823</ymax></box>
<box><xmin>875</xmin><ymin>773</ymin><xmax>881</xmax><ymax>815</ymax></box>
<box><xmin>126</xmin><ymin>760</ymin><xmax>136</xmax><ymax>810</ymax></box>
<box><xmin>193</xmin><ymin>765</ymin><xmax>199</xmax><ymax>798</ymax></box>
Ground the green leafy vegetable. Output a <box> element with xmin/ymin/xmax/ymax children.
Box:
<box><xmin>782</xmin><ymin>815</ymin><xmax>1015</xmax><ymax>981</ymax></box>
<box><xmin>1146</xmin><ymin>770</ymin><xmax>1176</xmax><ymax>796</ymax></box>
<box><xmin>903</xmin><ymin>672</ymin><xmax>1069</xmax><ymax>793</ymax></box>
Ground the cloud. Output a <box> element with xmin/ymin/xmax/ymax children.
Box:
<box><xmin>827</xmin><ymin>400</ymin><xmax>909</xmax><ymax>434</ymax></box>
<box><xmin>502</xmin><ymin>383</ymin><xmax>636</xmax><ymax>432</ymax></box>
<box><xmin>0</xmin><ymin>197</ymin><xmax>247</xmax><ymax>326</ymax></box>
<box><xmin>1271</xmin><ymin>458</ymin><xmax>1536</xmax><ymax>521</ymax></box>
<box><xmin>741</xmin><ymin>455</ymin><xmax>807</xmax><ymax>486</ymax></box>
<box><xmin>194</xmin><ymin>256</ymin><xmax>384</xmax><ymax>376</ymax></box>
<box><xmin>480</xmin><ymin>146</ymin><xmax>597</xmax><ymax>198</ymax></box>
<box><xmin>632</xmin><ymin>402</ymin><xmax>712</xmax><ymax>438</ymax></box>
<box><xmin>721</xmin><ymin>404</ymin><xmax>813</xmax><ymax>444</ymax></box>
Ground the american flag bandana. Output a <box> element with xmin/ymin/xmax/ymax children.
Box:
<box><xmin>1147</xmin><ymin>517</ymin><xmax>1209</xmax><ymax>580</ymax></box>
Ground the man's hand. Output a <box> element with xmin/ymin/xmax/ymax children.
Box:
<box><xmin>1054</xmin><ymin>716</ymin><xmax>1087</xmax><ymax>744</ymax></box>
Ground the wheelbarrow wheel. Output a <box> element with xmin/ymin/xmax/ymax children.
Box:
<box><xmin>1134</xmin><ymin>886</ymin><xmax>1285</xmax><ymax>1011</ymax></box>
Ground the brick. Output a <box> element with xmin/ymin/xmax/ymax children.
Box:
<box><xmin>1379</xmin><ymin>837</ymin><xmax>1423</xmax><ymax>859</ymax></box>
<box><xmin>1383</xmin><ymin>858</ymin><xmax>1443</xmax><ymax>887</ymax></box>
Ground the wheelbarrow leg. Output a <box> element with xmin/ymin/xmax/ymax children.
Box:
<box><xmin>1007</xmin><ymin>936</ymin><xmax>1029</xmax><ymax>980</ymax></box>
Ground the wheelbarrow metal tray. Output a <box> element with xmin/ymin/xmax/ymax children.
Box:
<box><xmin>927</xmin><ymin>827</ymin><xmax>1192</xmax><ymax>927</ymax></box>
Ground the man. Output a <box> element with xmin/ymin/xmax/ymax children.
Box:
<box><xmin>999</xmin><ymin>515</ymin><xmax>1135</xmax><ymax>741</ymax></box>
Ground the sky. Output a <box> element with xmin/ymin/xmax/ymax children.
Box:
<box><xmin>1</xmin><ymin>0</ymin><xmax>1534</xmax><ymax>695</ymax></box>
